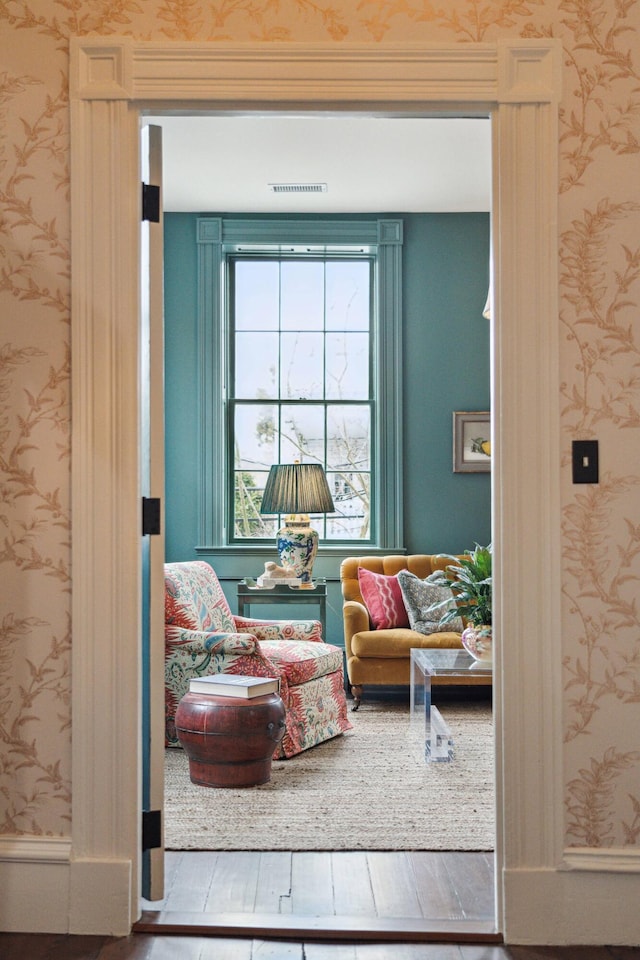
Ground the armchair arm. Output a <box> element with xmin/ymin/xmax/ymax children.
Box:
<box><xmin>166</xmin><ymin>626</ymin><xmax>259</xmax><ymax>658</ymax></box>
<box><xmin>164</xmin><ymin>626</ymin><xmax>284</xmax><ymax>747</ymax></box>
<box><xmin>343</xmin><ymin>600</ymin><xmax>370</xmax><ymax>658</ymax></box>
<box><xmin>165</xmin><ymin>627</ymin><xmax>280</xmax><ymax>682</ymax></box>
<box><xmin>233</xmin><ymin>616</ymin><xmax>323</xmax><ymax>643</ymax></box>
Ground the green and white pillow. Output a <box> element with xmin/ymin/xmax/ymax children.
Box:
<box><xmin>396</xmin><ymin>570</ymin><xmax>464</xmax><ymax>635</ymax></box>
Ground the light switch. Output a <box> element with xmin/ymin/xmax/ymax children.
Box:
<box><xmin>572</xmin><ymin>440</ymin><xmax>599</xmax><ymax>484</ymax></box>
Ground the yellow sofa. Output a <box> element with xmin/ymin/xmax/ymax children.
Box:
<box><xmin>340</xmin><ymin>554</ymin><xmax>466</xmax><ymax>710</ymax></box>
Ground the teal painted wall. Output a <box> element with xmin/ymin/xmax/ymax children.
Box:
<box><xmin>163</xmin><ymin>212</ymin><xmax>490</xmax><ymax>643</ymax></box>
<box><xmin>402</xmin><ymin>214</ymin><xmax>491</xmax><ymax>552</ymax></box>
<box><xmin>164</xmin><ymin>212</ymin><xmax>200</xmax><ymax>560</ymax></box>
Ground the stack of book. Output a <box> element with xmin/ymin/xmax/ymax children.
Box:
<box><xmin>188</xmin><ymin>674</ymin><xmax>280</xmax><ymax>699</ymax></box>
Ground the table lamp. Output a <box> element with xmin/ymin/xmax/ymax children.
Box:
<box><xmin>260</xmin><ymin>462</ymin><xmax>334</xmax><ymax>585</ymax></box>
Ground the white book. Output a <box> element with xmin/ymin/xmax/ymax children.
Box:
<box><xmin>188</xmin><ymin>674</ymin><xmax>280</xmax><ymax>698</ymax></box>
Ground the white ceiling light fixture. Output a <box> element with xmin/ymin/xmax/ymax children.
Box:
<box><xmin>269</xmin><ymin>182</ymin><xmax>328</xmax><ymax>194</ymax></box>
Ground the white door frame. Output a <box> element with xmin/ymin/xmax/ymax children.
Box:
<box><xmin>69</xmin><ymin>39</ymin><xmax>564</xmax><ymax>938</ymax></box>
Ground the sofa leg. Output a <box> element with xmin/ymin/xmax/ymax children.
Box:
<box><xmin>351</xmin><ymin>685</ymin><xmax>363</xmax><ymax>711</ymax></box>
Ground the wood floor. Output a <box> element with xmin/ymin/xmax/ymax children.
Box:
<box><xmin>3</xmin><ymin>852</ymin><xmax>640</xmax><ymax>957</ymax></box>
<box><xmin>149</xmin><ymin>850</ymin><xmax>495</xmax><ymax>919</ymax></box>
<box><xmin>136</xmin><ymin>850</ymin><xmax>497</xmax><ymax>941</ymax></box>
<box><xmin>2</xmin><ymin>932</ymin><xmax>640</xmax><ymax>958</ymax></box>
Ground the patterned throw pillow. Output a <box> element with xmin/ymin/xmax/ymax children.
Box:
<box><xmin>357</xmin><ymin>567</ymin><xmax>409</xmax><ymax>630</ymax></box>
<box><xmin>396</xmin><ymin>570</ymin><xmax>464</xmax><ymax>635</ymax></box>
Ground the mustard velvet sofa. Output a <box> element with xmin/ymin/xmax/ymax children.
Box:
<box><xmin>340</xmin><ymin>554</ymin><xmax>466</xmax><ymax>710</ymax></box>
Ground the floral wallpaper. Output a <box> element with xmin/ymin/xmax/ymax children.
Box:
<box><xmin>1</xmin><ymin>0</ymin><xmax>639</xmax><ymax>847</ymax></box>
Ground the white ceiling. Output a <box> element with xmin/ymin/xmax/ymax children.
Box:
<box><xmin>151</xmin><ymin>116</ymin><xmax>492</xmax><ymax>214</ymax></box>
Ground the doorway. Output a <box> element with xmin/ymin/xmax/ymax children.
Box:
<box><xmin>156</xmin><ymin>115</ymin><xmax>494</xmax><ymax>928</ymax></box>
<box><xmin>69</xmin><ymin>38</ymin><xmax>564</xmax><ymax>939</ymax></box>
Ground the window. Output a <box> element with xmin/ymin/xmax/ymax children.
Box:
<box><xmin>231</xmin><ymin>255</ymin><xmax>372</xmax><ymax>542</ymax></box>
<box><xmin>197</xmin><ymin>218</ymin><xmax>403</xmax><ymax>552</ymax></box>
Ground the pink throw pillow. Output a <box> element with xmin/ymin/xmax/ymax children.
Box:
<box><xmin>357</xmin><ymin>567</ymin><xmax>409</xmax><ymax>630</ymax></box>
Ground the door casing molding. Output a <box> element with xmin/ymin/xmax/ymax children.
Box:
<box><xmin>67</xmin><ymin>38</ymin><xmax>565</xmax><ymax>938</ymax></box>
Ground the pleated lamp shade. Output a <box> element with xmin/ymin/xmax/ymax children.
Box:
<box><xmin>260</xmin><ymin>463</ymin><xmax>334</xmax><ymax>584</ymax></box>
<box><xmin>260</xmin><ymin>463</ymin><xmax>334</xmax><ymax>516</ymax></box>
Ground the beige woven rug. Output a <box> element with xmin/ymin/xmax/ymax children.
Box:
<box><xmin>164</xmin><ymin>700</ymin><xmax>494</xmax><ymax>852</ymax></box>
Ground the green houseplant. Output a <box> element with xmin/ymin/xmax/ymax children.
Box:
<box><xmin>428</xmin><ymin>543</ymin><xmax>492</xmax><ymax>661</ymax></box>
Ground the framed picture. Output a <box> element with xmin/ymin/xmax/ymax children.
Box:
<box><xmin>453</xmin><ymin>411</ymin><xmax>491</xmax><ymax>473</ymax></box>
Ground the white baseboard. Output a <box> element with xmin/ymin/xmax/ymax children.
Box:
<box><xmin>504</xmin><ymin>855</ymin><xmax>640</xmax><ymax>945</ymax></box>
<box><xmin>0</xmin><ymin>837</ymin><xmax>133</xmax><ymax>936</ymax></box>
<box><xmin>0</xmin><ymin>837</ymin><xmax>71</xmax><ymax>933</ymax></box>
<box><xmin>68</xmin><ymin>858</ymin><xmax>133</xmax><ymax>935</ymax></box>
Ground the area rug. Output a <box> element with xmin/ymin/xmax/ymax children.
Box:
<box><xmin>164</xmin><ymin>700</ymin><xmax>494</xmax><ymax>852</ymax></box>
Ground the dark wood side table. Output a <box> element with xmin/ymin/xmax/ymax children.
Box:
<box><xmin>237</xmin><ymin>579</ymin><xmax>327</xmax><ymax>640</ymax></box>
<box><xmin>175</xmin><ymin>690</ymin><xmax>286</xmax><ymax>787</ymax></box>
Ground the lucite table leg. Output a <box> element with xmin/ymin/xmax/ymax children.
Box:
<box><xmin>409</xmin><ymin>650</ymin><xmax>455</xmax><ymax>762</ymax></box>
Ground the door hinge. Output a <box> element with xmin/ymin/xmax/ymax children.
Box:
<box><xmin>142</xmin><ymin>809</ymin><xmax>162</xmax><ymax>851</ymax></box>
<box><xmin>142</xmin><ymin>497</ymin><xmax>161</xmax><ymax>536</ymax></box>
<box><xmin>142</xmin><ymin>182</ymin><xmax>160</xmax><ymax>223</ymax></box>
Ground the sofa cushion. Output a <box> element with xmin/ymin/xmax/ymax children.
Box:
<box><xmin>260</xmin><ymin>639</ymin><xmax>345</xmax><ymax>685</ymax></box>
<box><xmin>351</xmin><ymin>628</ymin><xmax>463</xmax><ymax>657</ymax></box>
<box><xmin>397</xmin><ymin>570</ymin><xmax>464</xmax><ymax>635</ymax></box>
<box><xmin>357</xmin><ymin>567</ymin><xmax>409</xmax><ymax>629</ymax></box>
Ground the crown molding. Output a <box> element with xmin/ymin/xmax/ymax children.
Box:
<box><xmin>71</xmin><ymin>38</ymin><xmax>560</xmax><ymax>105</ymax></box>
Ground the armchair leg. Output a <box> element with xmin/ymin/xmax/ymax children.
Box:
<box><xmin>351</xmin><ymin>685</ymin><xmax>363</xmax><ymax>711</ymax></box>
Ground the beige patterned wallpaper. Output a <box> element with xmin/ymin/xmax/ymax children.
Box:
<box><xmin>1</xmin><ymin>0</ymin><xmax>639</xmax><ymax>847</ymax></box>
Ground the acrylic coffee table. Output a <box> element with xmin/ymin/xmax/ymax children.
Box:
<box><xmin>410</xmin><ymin>648</ymin><xmax>493</xmax><ymax>762</ymax></box>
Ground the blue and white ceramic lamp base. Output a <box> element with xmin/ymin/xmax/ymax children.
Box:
<box><xmin>277</xmin><ymin>519</ymin><xmax>319</xmax><ymax>584</ymax></box>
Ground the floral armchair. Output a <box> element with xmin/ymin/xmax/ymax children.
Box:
<box><xmin>164</xmin><ymin>560</ymin><xmax>351</xmax><ymax>757</ymax></box>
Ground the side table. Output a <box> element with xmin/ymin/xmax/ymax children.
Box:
<box><xmin>175</xmin><ymin>690</ymin><xmax>286</xmax><ymax>787</ymax></box>
<box><xmin>237</xmin><ymin>579</ymin><xmax>327</xmax><ymax>640</ymax></box>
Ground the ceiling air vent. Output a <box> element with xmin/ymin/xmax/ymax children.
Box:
<box><xmin>269</xmin><ymin>183</ymin><xmax>328</xmax><ymax>194</ymax></box>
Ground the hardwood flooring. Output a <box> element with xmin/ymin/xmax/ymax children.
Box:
<box><xmin>151</xmin><ymin>850</ymin><xmax>495</xmax><ymax>919</ymax></box>
<box><xmin>2</xmin><ymin>933</ymin><xmax>640</xmax><ymax>959</ymax></box>
<box><xmin>135</xmin><ymin>850</ymin><xmax>497</xmax><ymax>942</ymax></box>
<box><xmin>3</xmin><ymin>853</ymin><xmax>640</xmax><ymax>957</ymax></box>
